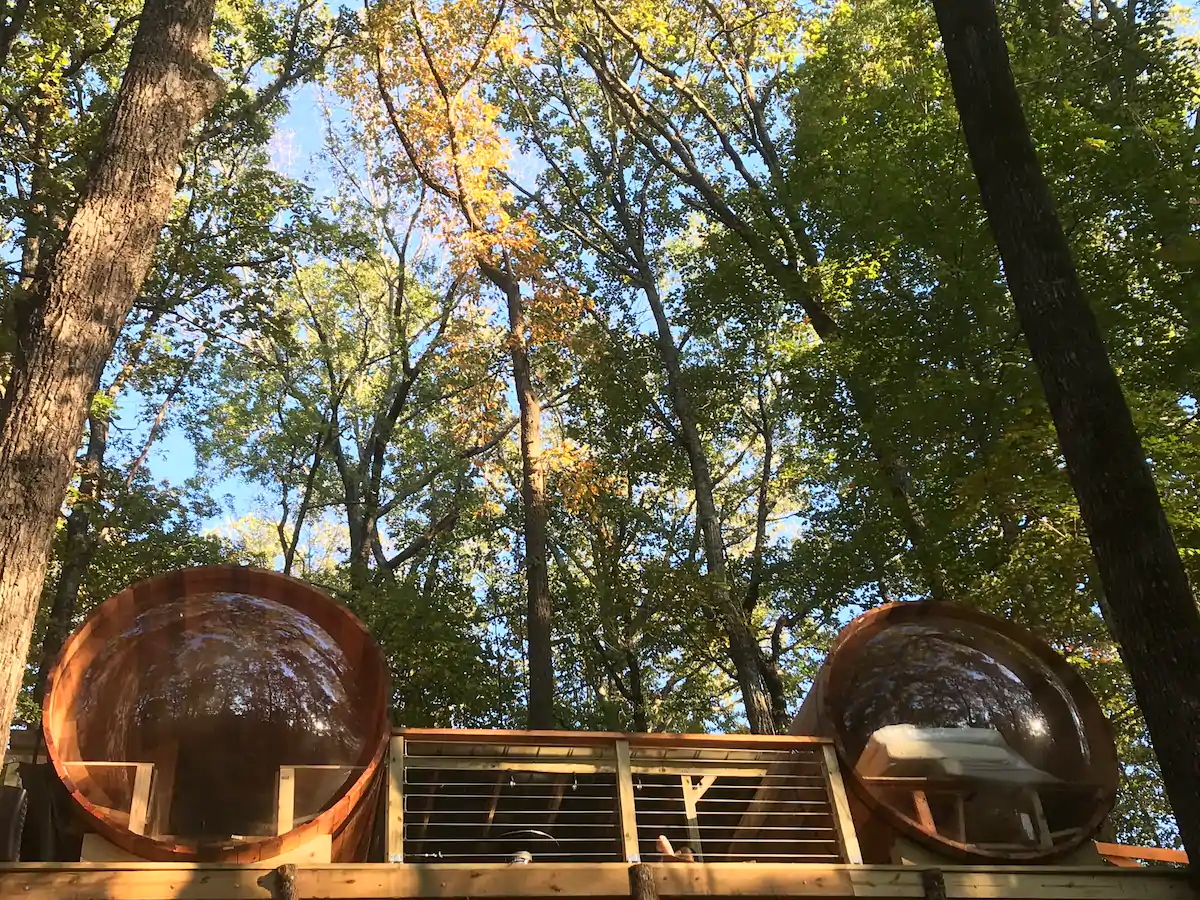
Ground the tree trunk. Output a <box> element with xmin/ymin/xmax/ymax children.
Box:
<box><xmin>493</xmin><ymin>270</ymin><xmax>554</xmax><ymax>730</ymax></box>
<box><xmin>30</xmin><ymin>306</ymin><xmax>163</xmax><ymax>718</ymax></box>
<box><xmin>641</xmin><ymin>281</ymin><xmax>775</xmax><ymax>734</ymax></box>
<box><xmin>594</xmin><ymin>160</ymin><xmax>774</xmax><ymax>730</ymax></box>
<box><xmin>346</xmin><ymin>511</ymin><xmax>373</xmax><ymax>593</ymax></box>
<box><xmin>0</xmin><ymin>0</ymin><xmax>33</xmax><ymax>70</ymax></box>
<box><xmin>932</xmin><ymin>0</ymin><xmax>1200</xmax><ymax>861</ymax></box>
<box><xmin>31</xmin><ymin>409</ymin><xmax>107</xmax><ymax>711</ymax></box>
<box><xmin>0</xmin><ymin>0</ymin><xmax>221</xmax><ymax>746</ymax></box>
<box><xmin>625</xmin><ymin>648</ymin><xmax>649</xmax><ymax>732</ymax></box>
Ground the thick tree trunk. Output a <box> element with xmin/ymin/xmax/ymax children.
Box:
<box><xmin>932</xmin><ymin>0</ymin><xmax>1200</xmax><ymax>861</ymax></box>
<box><xmin>346</xmin><ymin>511</ymin><xmax>374</xmax><ymax>593</ymax></box>
<box><xmin>493</xmin><ymin>272</ymin><xmax>554</xmax><ymax>730</ymax></box>
<box><xmin>641</xmin><ymin>281</ymin><xmax>775</xmax><ymax>734</ymax></box>
<box><xmin>0</xmin><ymin>0</ymin><xmax>221</xmax><ymax>745</ymax></box>
<box><xmin>625</xmin><ymin>648</ymin><xmax>648</xmax><ymax>732</ymax></box>
<box><xmin>31</xmin><ymin>307</ymin><xmax>164</xmax><ymax>715</ymax></box>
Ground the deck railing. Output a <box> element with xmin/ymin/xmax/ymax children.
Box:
<box><xmin>386</xmin><ymin>730</ymin><xmax>863</xmax><ymax>866</ymax></box>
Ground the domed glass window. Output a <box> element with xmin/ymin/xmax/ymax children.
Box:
<box><xmin>58</xmin><ymin>592</ymin><xmax>369</xmax><ymax>847</ymax></box>
<box><xmin>838</xmin><ymin>620</ymin><xmax>1090</xmax><ymax>777</ymax></box>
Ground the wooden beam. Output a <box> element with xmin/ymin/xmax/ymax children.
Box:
<box><xmin>939</xmin><ymin>868</ymin><xmax>1194</xmax><ymax>899</ymax></box>
<box><xmin>680</xmin><ymin>776</ymin><xmax>716</xmax><ymax>862</ymax></box>
<box><xmin>1024</xmin><ymin>790</ymin><xmax>1052</xmax><ymax>851</ymax></box>
<box><xmin>631</xmin><ymin>763</ymin><xmax>782</xmax><ymax>778</ymax></box>
<box><xmin>0</xmin><ymin>862</ymin><xmax>1193</xmax><ymax>900</ymax></box>
<box><xmin>820</xmin><ymin>744</ymin><xmax>863</xmax><ymax>865</ymax></box>
<box><xmin>77</xmin><ymin>834</ymin><xmax>331</xmax><ymax>865</ymax></box>
<box><xmin>616</xmin><ymin>740</ymin><xmax>641</xmax><ymax>862</ymax></box>
<box><xmin>146</xmin><ymin>741</ymin><xmax>177</xmax><ymax>839</ymax></box>
<box><xmin>952</xmin><ymin>795</ymin><xmax>966</xmax><ymax>844</ymax></box>
<box><xmin>387</xmin><ymin>735</ymin><xmax>405</xmax><ymax>863</ymax></box>
<box><xmin>912</xmin><ymin>791</ymin><xmax>936</xmax><ymax>834</ymax></box>
<box><xmin>484</xmin><ymin>771</ymin><xmax>506</xmax><ymax>836</ymax></box>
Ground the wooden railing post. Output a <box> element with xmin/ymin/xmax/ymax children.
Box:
<box><xmin>128</xmin><ymin>763</ymin><xmax>153</xmax><ymax>836</ymax></box>
<box><xmin>276</xmin><ymin>767</ymin><xmax>295</xmax><ymax>836</ymax></box>
<box><xmin>821</xmin><ymin>743</ymin><xmax>863</xmax><ymax>864</ymax></box>
<box><xmin>387</xmin><ymin>735</ymin><xmax>405</xmax><ymax>863</ymax></box>
<box><xmin>615</xmin><ymin>739</ymin><xmax>641</xmax><ymax>862</ymax></box>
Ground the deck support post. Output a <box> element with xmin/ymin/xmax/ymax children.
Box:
<box><xmin>630</xmin><ymin>863</ymin><xmax>658</xmax><ymax>900</ymax></box>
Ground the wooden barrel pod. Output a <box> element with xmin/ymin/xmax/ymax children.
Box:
<box><xmin>42</xmin><ymin>566</ymin><xmax>389</xmax><ymax>862</ymax></box>
<box><xmin>792</xmin><ymin>602</ymin><xmax>1117</xmax><ymax>864</ymax></box>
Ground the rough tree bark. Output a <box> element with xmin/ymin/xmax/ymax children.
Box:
<box><xmin>932</xmin><ymin>0</ymin><xmax>1200</xmax><ymax>861</ymax></box>
<box><xmin>28</xmin><ymin>306</ymin><xmax>164</xmax><ymax>723</ymax></box>
<box><xmin>0</xmin><ymin>0</ymin><xmax>221</xmax><ymax>746</ymax></box>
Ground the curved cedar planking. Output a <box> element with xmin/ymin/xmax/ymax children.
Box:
<box><xmin>42</xmin><ymin>565</ymin><xmax>389</xmax><ymax>862</ymax></box>
<box><xmin>793</xmin><ymin>601</ymin><xmax>1118</xmax><ymax>864</ymax></box>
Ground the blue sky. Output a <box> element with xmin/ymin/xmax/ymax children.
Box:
<box><xmin>117</xmin><ymin>85</ymin><xmax>331</xmax><ymax>536</ymax></box>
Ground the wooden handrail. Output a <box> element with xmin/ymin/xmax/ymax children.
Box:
<box><xmin>395</xmin><ymin>728</ymin><xmax>833</xmax><ymax>750</ymax></box>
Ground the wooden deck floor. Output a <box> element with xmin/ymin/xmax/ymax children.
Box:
<box><xmin>0</xmin><ymin>861</ymin><xmax>1194</xmax><ymax>900</ymax></box>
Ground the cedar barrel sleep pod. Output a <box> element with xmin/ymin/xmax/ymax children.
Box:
<box><xmin>791</xmin><ymin>601</ymin><xmax>1118</xmax><ymax>864</ymax></box>
<box><xmin>42</xmin><ymin>565</ymin><xmax>389</xmax><ymax>862</ymax></box>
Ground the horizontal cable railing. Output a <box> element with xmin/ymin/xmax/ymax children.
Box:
<box><xmin>390</xmin><ymin>730</ymin><xmax>858</xmax><ymax>865</ymax></box>
<box><xmin>401</xmin><ymin>737</ymin><xmax>621</xmax><ymax>863</ymax></box>
<box><xmin>629</xmin><ymin>743</ymin><xmax>843</xmax><ymax>863</ymax></box>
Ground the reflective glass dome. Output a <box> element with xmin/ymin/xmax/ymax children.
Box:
<box><xmin>63</xmin><ymin>592</ymin><xmax>370</xmax><ymax>846</ymax></box>
<box><xmin>837</xmin><ymin>620</ymin><xmax>1091</xmax><ymax>778</ymax></box>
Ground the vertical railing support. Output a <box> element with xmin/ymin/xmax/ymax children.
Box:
<box><xmin>276</xmin><ymin>767</ymin><xmax>296</xmax><ymax>836</ymax></box>
<box><xmin>821</xmin><ymin>743</ymin><xmax>863</xmax><ymax>864</ymax></box>
<box><xmin>680</xmin><ymin>774</ymin><xmax>715</xmax><ymax>861</ymax></box>
<box><xmin>615</xmin><ymin>739</ymin><xmax>641</xmax><ymax>862</ymax></box>
<box><xmin>128</xmin><ymin>763</ymin><xmax>153</xmax><ymax>836</ymax></box>
<box><xmin>387</xmin><ymin>735</ymin><xmax>405</xmax><ymax>863</ymax></box>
